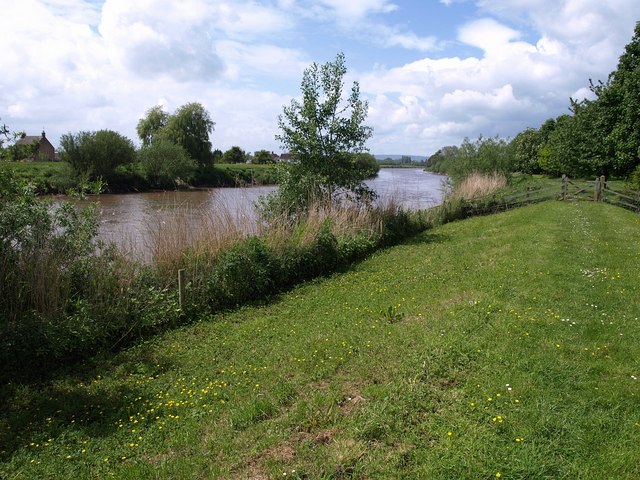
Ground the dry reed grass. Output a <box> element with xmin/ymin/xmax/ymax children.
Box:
<box><xmin>451</xmin><ymin>172</ymin><xmax>507</xmax><ymax>200</ymax></box>
<box><xmin>145</xmin><ymin>197</ymin><xmax>261</xmax><ymax>268</ymax></box>
<box><xmin>145</xmin><ymin>194</ymin><xmax>394</xmax><ymax>273</ymax></box>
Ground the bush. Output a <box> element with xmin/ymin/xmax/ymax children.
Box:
<box><xmin>627</xmin><ymin>164</ymin><xmax>640</xmax><ymax>192</ymax></box>
<box><xmin>138</xmin><ymin>140</ymin><xmax>196</xmax><ymax>189</ymax></box>
<box><xmin>60</xmin><ymin>129</ymin><xmax>136</xmax><ymax>182</ymax></box>
<box><xmin>208</xmin><ymin>236</ymin><xmax>276</xmax><ymax>308</ymax></box>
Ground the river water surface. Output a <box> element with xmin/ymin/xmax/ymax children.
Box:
<box><xmin>84</xmin><ymin>168</ymin><xmax>446</xmax><ymax>258</ymax></box>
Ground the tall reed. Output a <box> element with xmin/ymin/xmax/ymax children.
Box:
<box><xmin>451</xmin><ymin>172</ymin><xmax>508</xmax><ymax>200</ymax></box>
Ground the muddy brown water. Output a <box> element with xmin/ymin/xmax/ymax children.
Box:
<box><xmin>70</xmin><ymin>168</ymin><xmax>446</xmax><ymax>259</ymax></box>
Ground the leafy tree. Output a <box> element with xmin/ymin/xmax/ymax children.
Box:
<box><xmin>212</xmin><ymin>149</ymin><xmax>223</xmax><ymax>162</ymax></box>
<box><xmin>252</xmin><ymin>149</ymin><xmax>275</xmax><ymax>164</ymax></box>
<box><xmin>543</xmin><ymin>97</ymin><xmax>614</xmax><ymax>178</ymax></box>
<box><xmin>533</xmin><ymin>23</ymin><xmax>640</xmax><ymax>178</ymax></box>
<box><xmin>222</xmin><ymin>146</ymin><xmax>247</xmax><ymax>164</ymax></box>
<box><xmin>604</xmin><ymin>22</ymin><xmax>640</xmax><ymax>176</ymax></box>
<box><xmin>0</xmin><ymin>120</ymin><xmax>35</xmax><ymax>161</ymax></box>
<box><xmin>136</xmin><ymin>105</ymin><xmax>169</xmax><ymax>146</ymax></box>
<box><xmin>353</xmin><ymin>152</ymin><xmax>380</xmax><ymax>177</ymax></box>
<box><xmin>267</xmin><ymin>53</ymin><xmax>374</xmax><ymax>214</ymax></box>
<box><xmin>60</xmin><ymin>130</ymin><xmax>136</xmax><ymax>181</ymax></box>
<box><xmin>434</xmin><ymin>136</ymin><xmax>513</xmax><ymax>182</ymax></box>
<box><xmin>511</xmin><ymin>128</ymin><xmax>543</xmax><ymax>174</ymax></box>
<box><xmin>137</xmin><ymin>103</ymin><xmax>215</xmax><ymax>167</ymax></box>
<box><xmin>426</xmin><ymin>146</ymin><xmax>459</xmax><ymax>173</ymax></box>
<box><xmin>157</xmin><ymin>103</ymin><xmax>215</xmax><ymax>166</ymax></box>
<box><xmin>137</xmin><ymin>140</ymin><xmax>196</xmax><ymax>189</ymax></box>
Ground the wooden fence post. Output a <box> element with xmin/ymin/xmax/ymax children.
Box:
<box><xmin>594</xmin><ymin>177</ymin><xmax>601</xmax><ymax>202</ymax></box>
<box><xmin>178</xmin><ymin>269</ymin><xmax>186</xmax><ymax>311</ymax></box>
<box><xmin>561</xmin><ymin>175</ymin><xmax>567</xmax><ymax>200</ymax></box>
<box><xmin>600</xmin><ymin>175</ymin><xmax>606</xmax><ymax>202</ymax></box>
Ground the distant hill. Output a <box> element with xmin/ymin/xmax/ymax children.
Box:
<box><xmin>374</xmin><ymin>154</ymin><xmax>428</xmax><ymax>161</ymax></box>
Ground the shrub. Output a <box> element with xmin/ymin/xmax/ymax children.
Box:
<box><xmin>59</xmin><ymin>129</ymin><xmax>136</xmax><ymax>182</ymax></box>
<box><xmin>207</xmin><ymin>236</ymin><xmax>276</xmax><ymax>308</ymax></box>
<box><xmin>138</xmin><ymin>140</ymin><xmax>196</xmax><ymax>189</ymax></box>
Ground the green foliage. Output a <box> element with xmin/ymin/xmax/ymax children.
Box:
<box><xmin>381</xmin><ymin>305</ymin><xmax>404</xmax><ymax>324</ymax></box>
<box><xmin>268</xmin><ymin>53</ymin><xmax>374</xmax><ymax>214</ymax></box>
<box><xmin>208</xmin><ymin>236</ymin><xmax>276</xmax><ymax>308</ymax></box>
<box><xmin>510</xmin><ymin>128</ymin><xmax>544</xmax><ymax>174</ymax></box>
<box><xmin>59</xmin><ymin>129</ymin><xmax>136</xmax><ymax>182</ymax></box>
<box><xmin>0</xmin><ymin>173</ymin><xmax>187</xmax><ymax>378</ymax></box>
<box><xmin>627</xmin><ymin>163</ymin><xmax>640</xmax><ymax>191</ymax></box>
<box><xmin>136</xmin><ymin>105</ymin><xmax>169</xmax><ymax>146</ymax></box>
<box><xmin>252</xmin><ymin>149</ymin><xmax>275</xmax><ymax>164</ymax></box>
<box><xmin>0</xmin><ymin>161</ymin><xmax>76</xmax><ymax>194</ymax></box>
<box><xmin>432</xmin><ymin>136</ymin><xmax>513</xmax><ymax>183</ymax></box>
<box><xmin>194</xmin><ymin>163</ymin><xmax>277</xmax><ymax>187</ymax></box>
<box><xmin>353</xmin><ymin>152</ymin><xmax>380</xmax><ymax>178</ymax></box>
<box><xmin>2</xmin><ymin>137</ymin><xmax>39</xmax><ymax>162</ymax></box>
<box><xmin>604</xmin><ymin>22</ymin><xmax>640</xmax><ymax>175</ymax></box>
<box><xmin>137</xmin><ymin>140</ymin><xmax>196</xmax><ymax>189</ymax></box>
<box><xmin>222</xmin><ymin>146</ymin><xmax>247</xmax><ymax>164</ymax></box>
<box><xmin>137</xmin><ymin>103</ymin><xmax>215</xmax><ymax>167</ymax></box>
<box><xmin>426</xmin><ymin>146</ymin><xmax>459</xmax><ymax>174</ymax></box>
<box><xmin>526</xmin><ymin>23</ymin><xmax>640</xmax><ymax>178</ymax></box>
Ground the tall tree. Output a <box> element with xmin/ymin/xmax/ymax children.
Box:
<box><xmin>137</xmin><ymin>103</ymin><xmax>216</xmax><ymax>166</ymax></box>
<box><xmin>136</xmin><ymin>105</ymin><xmax>169</xmax><ymax>146</ymax></box>
<box><xmin>252</xmin><ymin>149</ymin><xmax>275</xmax><ymax>164</ymax></box>
<box><xmin>606</xmin><ymin>22</ymin><xmax>640</xmax><ymax>176</ymax></box>
<box><xmin>269</xmin><ymin>53</ymin><xmax>373</xmax><ymax>213</ymax></box>
<box><xmin>159</xmin><ymin>103</ymin><xmax>215</xmax><ymax>166</ymax></box>
<box><xmin>222</xmin><ymin>146</ymin><xmax>247</xmax><ymax>164</ymax></box>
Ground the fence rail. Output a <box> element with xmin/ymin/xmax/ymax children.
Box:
<box><xmin>466</xmin><ymin>175</ymin><xmax>640</xmax><ymax>215</ymax></box>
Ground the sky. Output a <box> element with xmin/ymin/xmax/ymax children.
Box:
<box><xmin>1</xmin><ymin>0</ymin><xmax>639</xmax><ymax>157</ymax></box>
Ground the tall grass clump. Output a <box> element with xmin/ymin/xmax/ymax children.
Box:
<box><xmin>0</xmin><ymin>174</ymin><xmax>185</xmax><ymax>380</ymax></box>
<box><xmin>153</xmin><ymin>196</ymin><xmax>415</xmax><ymax>311</ymax></box>
<box><xmin>419</xmin><ymin>172</ymin><xmax>509</xmax><ymax>227</ymax></box>
<box><xmin>451</xmin><ymin>172</ymin><xmax>508</xmax><ymax>200</ymax></box>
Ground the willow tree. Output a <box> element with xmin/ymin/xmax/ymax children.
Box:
<box><xmin>265</xmin><ymin>53</ymin><xmax>374</xmax><ymax>215</ymax></box>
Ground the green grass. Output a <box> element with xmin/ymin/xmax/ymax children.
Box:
<box><xmin>0</xmin><ymin>161</ymin><xmax>74</xmax><ymax>193</ymax></box>
<box><xmin>2</xmin><ymin>200</ymin><xmax>640</xmax><ymax>478</ymax></box>
<box><xmin>211</xmin><ymin>163</ymin><xmax>278</xmax><ymax>185</ymax></box>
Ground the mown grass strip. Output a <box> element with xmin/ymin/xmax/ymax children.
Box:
<box><xmin>1</xmin><ymin>200</ymin><xmax>639</xmax><ymax>479</ymax></box>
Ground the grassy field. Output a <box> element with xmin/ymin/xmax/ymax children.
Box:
<box><xmin>2</xmin><ymin>200</ymin><xmax>640</xmax><ymax>479</ymax></box>
<box><xmin>0</xmin><ymin>161</ymin><xmax>73</xmax><ymax>193</ymax></box>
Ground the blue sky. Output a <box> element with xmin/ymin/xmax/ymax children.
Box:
<box><xmin>1</xmin><ymin>0</ymin><xmax>639</xmax><ymax>156</ymax></box>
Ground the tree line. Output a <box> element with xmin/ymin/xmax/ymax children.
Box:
<box><xmin>427</xmin><ymin>22</ymin><xmax>640</xmax><ymax>188</ymax></box>
<box><xmin>58</xmin><ymin>102</ymin><xmax>287</xmax><ymax>190</ymax></box>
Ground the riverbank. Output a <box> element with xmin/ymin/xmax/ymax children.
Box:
<box><xmin>2</xmin><ymin>200</ymin><xmax>639</xmax><ymax>478</ymax></box>
<box><xmin>0</xmin><ymin>161</ymin><xmax>280</xmax><ymax>194</ymax></box>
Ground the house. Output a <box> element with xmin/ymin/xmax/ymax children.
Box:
<box><xmin>15</xmin><ymin>131</ymin><xmax>57</xmax><ymax>161</ymax></box>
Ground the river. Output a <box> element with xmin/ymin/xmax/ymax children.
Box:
<box><xmin>82</xmin><ymin>168</ymin><xmax>446</xmax><ymax>258</ymax></box>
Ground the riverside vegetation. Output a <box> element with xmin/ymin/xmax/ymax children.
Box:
<box><xmin>0</xmin><ymin>161</ymin><xmax>280</xmax><ymax>195</ymax></box>
<box><xmin>1</xmin><ymin>192</ymin><xmax>639</xmax><ymax>478</ymax></box>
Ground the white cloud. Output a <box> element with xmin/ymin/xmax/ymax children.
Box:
<box><xmin>1</xmin><ymin>0</ymin><xmax>639</xmax><ymax>158</ymax></box>
<box><xmin>314</xmin><ymin>0</ymin><xmax>398</xmax><ymax>18</ymax></box>
<box><xmin>458</xmin><ymin>18</ymin><xmax>523</xmax><ymax>52</ymax></box>
<box><xmin>216</xmin><ymin>41</ymin><xmax>308</xmax><ymax>80</ymax></box>
<box><xmin>377</xmin><ymin>25</ymin><xmax>440</xmax><ymax>51</ymax></box>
